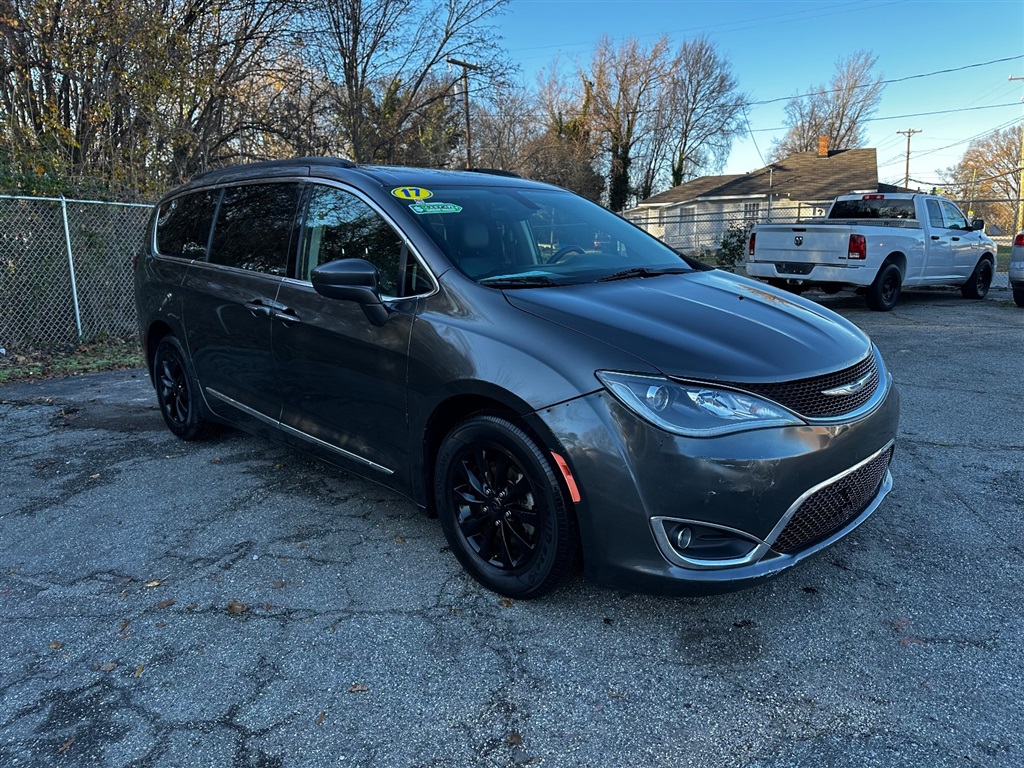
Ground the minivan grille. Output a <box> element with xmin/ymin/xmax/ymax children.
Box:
<box><xmin>771</xmin><ymin>446</ymin><xmax>893</xmax><ymax>554</ymax></box>
<box><xmin>733</xmin><ymin>353</ymin><xmax>879</xmax><ymax>419</ymax></box>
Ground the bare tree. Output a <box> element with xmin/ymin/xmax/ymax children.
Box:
<box><xmin>585</xmin><ymin>35</ymin><xmax>670</xmax><ymax>211</ymax></box>
<box><xmin>307</xmin><ymin>0</ymin><xmax>509</xmax><ymax>165</ymax></box>
<box><xmin>768</xmin><ymin>50</ymin><xmax>884</xmax><ymax>161</ymax></box>
<box><xmin>638</xmin><ymin>35</ymin><xmax>747</xmax><ymax>199</ymax></box>
<box><xmin>473</xmin><ymin>83</ymin><xmax>542</xmax><ymax>170</ymax></box>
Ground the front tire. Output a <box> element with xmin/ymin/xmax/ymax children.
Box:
<box><xmin>866</xmin><ymin>263</ymin><xmax>902</xmax><ymax>311</ymax></box>
<box><xmin>961</xmin><ymin>259</ymin><xmax>992</xmax><ymax>300</ymax></box>
<box><xmin>1014</xmin><ymin>287</ymin><xmax>1024</xmax><ymax>308</ymax></box>
<box><xmin>152</xmin><ymin>335</ymin><xmax>213</xmax><ymax>441</ymax></box>
<box><xmin>434</xmin><ymin>414</ymin><xmax>578</xmax><ymax>599</ymax></box>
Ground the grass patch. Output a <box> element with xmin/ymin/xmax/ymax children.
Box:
<box><xmin>0</xmin><ymin>336</ymin><xmax>144</xmax><ymax>384</ymax></box>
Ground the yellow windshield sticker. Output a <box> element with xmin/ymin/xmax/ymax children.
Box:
<box><xmin>391</xmin><ymin>186</ymin><xmax>433</xmax><ymax>201</ymax></box>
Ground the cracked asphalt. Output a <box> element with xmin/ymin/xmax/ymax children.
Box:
<box><xmin>1</xmin><ymin>288</ymin><xmax>1022</xmax><ymax>768</ymax></box>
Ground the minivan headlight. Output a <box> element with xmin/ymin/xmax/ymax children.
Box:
<box><xmin>596</xmin><ymin>371</ymin><xmax>804</xmax><ymax>437</ymax></box>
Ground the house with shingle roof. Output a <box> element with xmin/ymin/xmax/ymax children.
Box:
<box><xmin>625</xmin><ymin>139</ymin><xmax>911</xmax><ymax>253</ymax></box>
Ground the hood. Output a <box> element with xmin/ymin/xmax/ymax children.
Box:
<box><xmin>503</xmin><ymin>270</ymin><xmax>871</xmax><ymax>383</ymax></box>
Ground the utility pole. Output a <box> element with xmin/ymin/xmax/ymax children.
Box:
<box><xmin>447</xmin><ymin>57</ymin><xmax>481</xmax><ymax>169</ymax></box>
<box><xmin>897</xmin><ymin>129</ymin><xmax>922</xmax><ymax>190</ymax></box>
<box><xmin>1010</xmin><ymin>75</ymin><xmax>1024</xmax><ymax>233</ymax></box>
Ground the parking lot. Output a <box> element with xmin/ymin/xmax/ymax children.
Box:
<box><xmin>2</xmin><ymin>288</ymin><xmax>1022</xmax><ymax>768</ymax></box>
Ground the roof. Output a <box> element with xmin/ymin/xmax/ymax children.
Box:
<box><xmin>171</xmin><ymin>158</ymin><xmax>549</xmax><ymax>199</ymax></box>
<box><xmin>637</xmin><ymin>148</ymin><xmax>888</xmax><ymax>207</ymax></box>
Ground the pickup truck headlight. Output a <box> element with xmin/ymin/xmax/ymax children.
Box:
<box><xmin>596</xmin><ymin>371</ymin><xmax>804</xmax><ymax>437</ymax></box>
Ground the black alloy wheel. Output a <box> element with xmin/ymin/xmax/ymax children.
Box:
<box><xmin>866</xmin><ymin>263</ymin><xmax>902</xmax><ymax>311</ymax></box>
<box><xmin>435</xmin><ymin>414</ymin><xmax>577</xmax><ymax>598</ymax></box>
<box><xmin>153</xmin><ymin>336</ymin><xmax>212</xmax><ymax>441</ymax></box>
<box><xmin>960</xmin><ymin>259</ymin><xmax>992</xmax><ymax>300</ymax></box>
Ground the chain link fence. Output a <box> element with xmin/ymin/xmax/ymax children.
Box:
<box><xmin>0</xmin><ymin>195</ymin><xmax>152</xmax><ymax>356</ymax></box>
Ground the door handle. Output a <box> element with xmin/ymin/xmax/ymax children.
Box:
<box><xmin>269</xmin><ymin>308</ymin><xmax>301</xmax><ymax>325</ymax></box>
<box><xmin>951</xmin><ymin>236</ymin><xmax>960</xmax><ymax>241</ymax></box>
<box><xmin>244</xmin><ymin>301</ymin><xmax>271</xmax><ymax>317</ymax></box>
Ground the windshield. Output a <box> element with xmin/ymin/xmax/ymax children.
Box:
<box><xmin>400</xmin><ymin>185</ymin><xmax>695</xmax><ymax>286</ymax></box>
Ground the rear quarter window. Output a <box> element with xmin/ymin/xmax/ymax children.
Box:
<box><xmin>155</xmin><ymin>190</ymin><xmax>219</xmax><ymax>258</ymax></box>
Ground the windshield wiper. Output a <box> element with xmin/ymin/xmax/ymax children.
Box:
<box><xmin>596</xmin><ymin>266</ymin><xmax>690</xmax><ymax>282</ymax></box>
<box><xmin>478</xmin><ymin>274</ymin><xmax>567</xmax><ymax>288</ymax></box>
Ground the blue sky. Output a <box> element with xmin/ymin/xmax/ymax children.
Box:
<box><xmin>493</xmin><ymin>0</ymin><xmax>1024</xmax><ymax>187</ymax></box>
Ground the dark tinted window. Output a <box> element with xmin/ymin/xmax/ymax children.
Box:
<box><xmin>155</xmin><ymin>190</ymin><xmax>218</xmax><ymax>259</ymax></box>
<box><xmin>209</xmin><ymin>183</ymin><xmax>301</xmax><ymax>275</ymax></box>
<box><xmin>828</xmin><ymin>198</ymin><xmax>916</xmax><ymax>220</ymax></box>
<box><xmin>302</xmin><ymin>185</ymin><xmax>431</xmax><ymax>297</ymax></box>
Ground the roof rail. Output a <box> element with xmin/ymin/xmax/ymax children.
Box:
<box><xmin>190</xmin><ymin>156</ymin><xmax>357</xmax><ymax>182</ymax></box>
<box><xmin>467</xmin><ymin>167</ymin><xmax>521</xmax><ymax>178</ymax></box>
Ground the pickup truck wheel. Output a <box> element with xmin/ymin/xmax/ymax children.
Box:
<box><xmin>960</xmin><ymin>259</ymin><xmax>992</xmax><ymax>300</ymax></box>
<box><xmin>1014</xmin><ymin>288</ymin><xmax>1024</xmax><ymax>308</ymax></box>
<box><xmin>866</xmin><ymin>263</ymin><xmax>902</xmax><ymax>311</ymax></box>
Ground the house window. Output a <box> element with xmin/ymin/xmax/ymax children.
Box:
<box><xmin>743</xmin><ymin>202</ymin><xmax>761</xmax><ymax>224</ymax></box>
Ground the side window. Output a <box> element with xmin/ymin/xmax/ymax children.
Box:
<box><xmin>925</xmin><ymin>199</ymin><xmax>943</xmax><ymax>228</ymax></box>
<box><xmin>939</xmin><ymin>200</ymin><xmax>968</xmax><ymax>231</ymax></box>
<box><xmin>302</xmin><ymin>185</ymin><xmax>431</xmax><ymax>297</ymax></box>
<box><xmin>209</xmin><ymin>183</ymin><xmax>301</xmax><ymax>275</ymax></box>
<box><xmin>155</xmin><ymin>190</ymin><xmax>218</xmax><ymax>259</ymax></box>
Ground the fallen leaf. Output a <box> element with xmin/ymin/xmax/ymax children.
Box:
<box><xmin>57</xmin><ymin>738</ymin><xmax>76</xmax><ymax>754</ymax></box>
<box><xmin>506</xmin><ymin>732</ymin><xmax>524</xmax><ymax>747</ymax></box>
<box><xmin>271</xmin><ymin>581</ymin><xmax>286</xmax><ymax>589</ymax></box>
<box><xmin>120</xmin><ymin>591</ymin><xmax>128</xmax><ymax>601</ymax></box>
<box><xmin>347</xmin><ymin>683</ymin><xmax>368</xmax><ymax>693</ymax></box>
<box><xmin>133</xmin><ymin>663</ymin><xmax>145</xmax><ymax>678</ymax></box>
<box><xmin>157</xmin><ymin>599</ymin><xmax>175</xmax><ymax>609</ymax></box>
<box><xmin>144</xmin><ymin>579</ymin><xmax>165</xmax><ymax>588</ymax></box>
<box><xmin>119</xmin><ymin>620</ymin><xmax>130</xmax><ymax>633</ymax></box>
<box><xmin>209</xmin><ymin>457</ymin><xmax>222</xmax><ymax>464</ymax></box>
<box><xmin>96</xmin><ymin>662</ymin><xmax>117</xmax><ymax>672</ymax></box>
<box><xmin>262</xmin><ymin>602</ymin><xmax>271</xmax><ymax>611</ymax></box>
<box><xmin>316</xmin><ymin>711</ymin><xmax>326</xmax><ymax>725</ymax></box>
<box><xmin>394</xmin><ymin>536</ymin><xmax>406</xmax><ymax>545</ymax></box>
<box><xmin>226</xmin><ymin>597</ymin><xmax>248</xmax><ymax>615</ymax></box>
<box><xmin>274</xmin><ymin>463</ymin><xmax>285</xmax><ymax>470</ymax></box>
<box><xmin>155</xmin><ymin>622</ymin><xmax>167</xmax><ymax>629</ymax></box>
<box><xmin>49</xmin><ymin>640</ymin><xmax>63</xmax><ymax>650</ymax></box>
<box><xmin>89</xmin><ymin>473</ymin><xmax>100</xmax><ymax>479</ymax></box>
<box><xmin>498</xmin><ymin>598</ymin><xmax>514</xmax><ymax>608</ymax></box>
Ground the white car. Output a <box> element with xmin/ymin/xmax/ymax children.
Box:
<box><xmin>1011</xmin><ymin>232</ymin><xmax>1024</xmax><ymax>307</ymax></box>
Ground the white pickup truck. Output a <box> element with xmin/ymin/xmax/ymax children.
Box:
<box><xmin>746</xmin><ymin>193</ymin><xmax>998</xmax><ymax>310</ymax></box>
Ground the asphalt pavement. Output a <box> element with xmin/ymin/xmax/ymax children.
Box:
<box><xmin>1</xmin><ymin>286</ymin><xmax>1022</xmax><ymax>768</ymax></box>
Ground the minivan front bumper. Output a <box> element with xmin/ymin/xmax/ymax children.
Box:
<box><xmin>534</xmin><ymin>376</ymin><xmax>900</xmax><ymax>595</ymax></box>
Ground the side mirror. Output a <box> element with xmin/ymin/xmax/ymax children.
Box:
<box><xmin>311</xmin><ymin>259</ymin><xmax>391</xmax><ymax>326</ymax></box>
<box><xmin>971</xmin><ymin>218</ymin><xmax>985</xmax><ymax>232</ymax></box>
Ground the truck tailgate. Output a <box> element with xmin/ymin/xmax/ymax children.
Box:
<box><xmin>753</xmin><ymin>224</ymin><xmax>853</xmax><ymax>266</ymax></box>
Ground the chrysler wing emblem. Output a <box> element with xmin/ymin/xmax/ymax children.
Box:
<box><xmin>821</xmin><ymin>372</ymin><xmax>873</xmax><ymax>397</ymax></box>
<box><xmin>794</xmin><ymin>236</ymin><xmax>804</xmax><ymax>246</ymax></box>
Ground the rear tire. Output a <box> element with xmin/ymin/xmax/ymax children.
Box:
<box><xmin>434</xmin><ymin>414</ymin><xmax>578</xmax><ymax>599</ymax></box>
<box><xmin>1014</xmin><ymin>287</ymin><xmax>1024</xmax><ymax>308</ymax></box>
<box><xmin>153</xmin><ymin>335</ymin><xmax>214</xmax><ymax>441</ymax></box>
<box><xmin>960</xmin><ymin>259</ymin><xmax>992</xmax><ymax>300</ymax></box>
<box><xmin>866</xmin><ymin>263</ymin><xmax>902</xmax><ymax>311</ymax></box>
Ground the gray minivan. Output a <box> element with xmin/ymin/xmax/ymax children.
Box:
<box><xmin>134</xmin><ymin>158</ymin><xmax>899</xmax><ymax>598</ymax></box>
